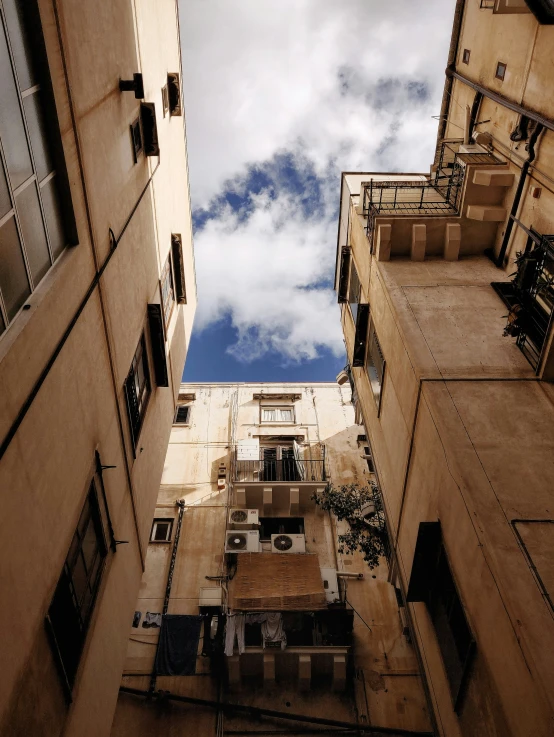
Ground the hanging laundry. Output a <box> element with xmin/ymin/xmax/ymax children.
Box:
<box><xmin>155</xmin><ymin>614</ymin><xmax>203</xmax><ymax>676</ymax></box>
<box><xmin>261</xmin><ymin>612</ymin><xmax>286</xmax><ymax>649</ymax></box>
<box><xmin>142</xmin><ymin>612</ymin><xmax>162</xmax><ymax>628</ymax></box>
<box><xmin>224</xmin><ymin>613</ymin><xmax>246</xmax><ymax>656</ymax></box>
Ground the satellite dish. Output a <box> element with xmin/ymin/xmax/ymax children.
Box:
<box><xmin>273</xmin><ymin>535</ymin><xmax>293</xmax><ymax>551</ymax></box>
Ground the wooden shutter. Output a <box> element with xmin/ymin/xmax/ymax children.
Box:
<box><xmin>352</xmin><ymin>303</ymin><xmax>370</xmax><ymax>367</ymax></box>
<box><xmin>171</xmin><ymin>234</ymin><xmax>187</xmax><ymax>304</ymax></box>
<box><xmin>147</xmin><ymin>304</ymin><xmax>169</xmax><ymax>387</ymax></box>
<box><xmin>337</xmin><ymin>247</ymin><xmax>351</xmax><ymax>303</ymax></box>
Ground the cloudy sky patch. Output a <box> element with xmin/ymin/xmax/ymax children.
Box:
<box><xmin>179</xmin><ymin>0</ymin><xmax>456</xmax><ymax>377</ymax></box>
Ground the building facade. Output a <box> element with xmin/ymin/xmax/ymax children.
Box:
<box><xmin>111</xmin><ymin>382</ymin><xmax>434</xmax><ymax>736</ymax></box>
<box><xmin>0</xmin><ymin>0</ymin><xmax>196</xmax><ymax>735</ymax></box>
<box><xmin>335</xmin><ymin>2</ymin><xmax>554</xmax><ymax>736</ymax></box>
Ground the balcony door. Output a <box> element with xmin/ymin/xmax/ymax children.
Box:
<box><xmin>261</xmin><ymin>442</ymin><xmax>303</xmax><ymax>482</ymax></box>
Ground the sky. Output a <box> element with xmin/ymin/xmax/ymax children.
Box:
<box><xmin>178</xmin><ymin>0</ymin><xmax>456</xmax><ymax>382</ymax></box>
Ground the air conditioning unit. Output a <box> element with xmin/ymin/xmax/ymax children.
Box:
<box><xmin>228</xmin><ymin>508</ymin><xmax>259</xmax><ymax>529</ymax></box>
<box><xmin>458</xmin><ymin>143</ymin><xmax>487</xmax><ymax>155</ymax></box>
<box><xmin>225</xmin><ymin>530</ymin><xmax>259</xmax><ymax>553</ymax></box>
<box><xmin>271</xmin><ymin>533</ymin><xmax>306</xmax><ymax>554</ymax></box>
<box><xmin>320</xmin><ymin>567</ymin><xmax>340</xmax><ymax>604</ymax></box>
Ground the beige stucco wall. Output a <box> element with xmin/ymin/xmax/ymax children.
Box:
<box><xmin>111</xmin><ymin>382</ymin><xmax>432</xmax><ymax>736</ymax></box>
<box><xmin>0</xmin><ymin>0</ymin><xmax>195</xmax><ymax>736</ymax></box>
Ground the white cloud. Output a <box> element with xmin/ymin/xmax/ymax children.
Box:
<box><xmin>179</xmin><ymin>0</ymin><xmax>456</xmax><ymax>364</ymax></box>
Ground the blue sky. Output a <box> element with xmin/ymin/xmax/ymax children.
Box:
<box><xmin>179</xmin><ymin>0</ymin><xmax>456</xmax><ymax>382</ymax></box>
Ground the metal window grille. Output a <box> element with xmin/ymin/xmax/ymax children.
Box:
<box><xmin>0</xmin><ymin>0</ymin><xmax>74</xmax><ymax>334</ymax></box>
<box><xmin>124</xmin><ymin>334</ymin><xmax>151</xmax><ymax>447</ymax></box>
<box><xmin>130</xmin><ymin>118</ymin><xmax>143</xmax><ymax>162</ymax></box>
<box><xmin>46</xmin><ymin>482</ymin><xmax>108</xmax><ymax>690</ymax></box>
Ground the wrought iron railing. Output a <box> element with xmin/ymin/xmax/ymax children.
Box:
<box><xmin>235</xmin><ymin>452</ymin><xmax>326</xmax><ymax>483</ymax></box>
<box><xmin>361</xmin><ymin>140</ymin><xmax>501</xmax><ymax>241</ymax></box>
<box><xmin>493</xmin><ymin>227</ymin><xmax>554</xmax><ymax>370</ymax></box>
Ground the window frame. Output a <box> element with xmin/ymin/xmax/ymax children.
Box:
<box><xmin>260</xmin><ymin>406</ymin><xmax>295</xmax><ymax>424</ymax></box>
<box><xmin>45</xmin><ymin>480</ymin><xmax>108</xmax><ymax>696</ymax></box>
<box><xmin>365</xmin><ymin>320</ymin><xmax>386</xmax><ymax>416</ymax></box>
<box><xmin>462</xmin><ymin>48</ymin><xmax>470</xmax><ymax>64</ymax></box>
<box><xmin>130</xmin><ymin>118</ymin><xmax>143</xmax><ymax>163</ymax></box>
<box><xmin>150</xmin><ymin>518</ymin><xmax>173</xmax><ymax>543</ymax></box>
<box><xmin>173</xmin><ymin>404</ymin><xmax>191</xmax><ymax>425</ymax></box>
<box><xmin>348</xmin><ymin>259</ymin><xmax>361</xmax><ymax>325</ymax></box>
<box><xmin>124</xmin><ymin>333</ymin><xmax>151</xmax><ymax>451</ymax></box>
<box><xmin>160</xmin><ymin>252</ymin><xmax>175</xmax><ymax>328</ymax></box>
<box><xmin>0</xmin><ymin>0</ymin><xmax>75</xmax><ymax>335</ymax></box>
<box><xmin>495</xmin><ymin>61</ymin><xmax>507</xmax><ymax>81</ymax></box>
<box><xmin>161</xmin><ymin>84</ymin><xmax>169</xmax><ymax>117</ymax></box>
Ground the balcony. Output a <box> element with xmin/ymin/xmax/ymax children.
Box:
<box><xmin>493</xmin><ymin>226</ymin><xmax>554</xmax><ymax>370</ymax></box>
<box><xmin>234</xmin><ymin>444</ymin><xmax>326</xmax><ymax>484</ymax></box>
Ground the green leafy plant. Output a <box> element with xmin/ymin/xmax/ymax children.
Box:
<box><xmin>312</xmin><ymin>483</ymin><xmax>388</xmax><ymax>569</ymax></box>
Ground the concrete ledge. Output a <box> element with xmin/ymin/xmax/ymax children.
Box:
<box><xmin>466</xmin><ymin>205</ymin><xmax>507</xmax><ymax>222</ymax></box>
<box><xmin>444</xmin><ymin>223</ymin><xmax>461</xmax><ymax>261</ymax></box>
<box><xmin>473</xmin><ymin>169</ymin><xmax>515</xmax><ymax>187</ymax></box>
<box><xmin>375</xmin><ymin>224</ymin><xmax>391</xmax><ymax>262</ymax></box>
<box><xmin>411</xmin><ymin>224</ymin><xmax>426</xmax><ymax>261</ymax></box>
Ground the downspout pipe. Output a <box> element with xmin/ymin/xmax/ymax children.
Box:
<box><xmin>496</xmin><ymin>123</ymin><xmax>544</xmax><ymax>267</ymax></box>
<box><xmin>446</xmin><ymin>68</ymin><xmax>554</xmax><ymax>132</ymax></box>
<box><xmin>148</xmin><ymin>499</ymin><xmax>186</xmax><ymax>693</ymax></box>
<box><xmin>437</xmin><ymin>0</ymin><xmax>466</xmax><ymax>141</ymax></box>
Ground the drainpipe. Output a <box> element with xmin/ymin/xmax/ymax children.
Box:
<box><xmin>148</xmin><ymin>499</ymin><xmax>186</xmax><ymax>693</ymax></box>
<box><xmin>437</xmin><ymin>0</ymin><xmax>466</xmax><ymax>141</ymax></box>
<box><xmin>496</xmin><ymin>123</ymin><xmax>544</xmax><ymax>268</ymax></box>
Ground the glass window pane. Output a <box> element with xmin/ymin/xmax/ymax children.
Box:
<box><xmin>71</xmin><ymin>553</ymin><xmax>88</xmax><ymax>606</ymax></box>
<box><xmin>0</xmin><ymin>309</ymin><xmax>5</xmax><ymax>336</ymax></box>
<box><xmin>81</xmin><ymin>517</ymin><xmax>99</xmax><ymax>574</ymax></box>
<box><xmin>16</xmin><ymin>180</ymin><xmax>50</xmax><ymax>284</ymax></box>
<box><xmin>0</xmin><ymin>160</ymin><xmax>11</xmax><ymax>220</ymax></box>
<box><xmin>0</xmin><ymin>23</ymin><xmax>33</xmax><ymax>188</ymax></box>
<box><xmin>40</xmin><ymin>176</ymin><xmax>65</xmax><ymax>259</ymax></box>
<box><xmin>2</xmin><ymin>0</ymin><xmax>37</xmax><ymax>91</ymax></box>
<box><xmin>280</xmin><ymin>409</ymin><xmax>292</xmax><ymax>421</ymax></box>
<box><xmin>0</xmin><ymin>215</ymin><xmax>30</xmax><ymax>319</ymax></box>
<box><xmin>23</xmin><ymin>92</ymin><xmax>53</xmax><ymax>181</ymax></box>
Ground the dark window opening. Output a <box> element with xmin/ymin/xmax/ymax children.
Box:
<box><xmin>495</xmin><ymin>62</ymin><xmax>507</xmax><ymax>81</ymax></box>
<box><xmin>261</xmin><ymin>445</ymin><xmax>300</xmax><ymax>482</ymax></box>
<box><xmin>462</xmin><ymin>49</ymin><xmax>470</xmax><ymax>64</ymax></box>
<box><xmin>174</xmin><ymin>405</ymin><xmax>191</xmax><ymax>424</ymax></box>
<box><xmin>167</xmin><ymin>73</ymin><xmax>182</xmax><ymax>116</ymax></box>
<box><xmin>337</xmin><ymin>246</ymin><xmax>351</xmax><ymax>304</ymax></box>
<box><xmin>259</xmin><ymin>517</ymin><xmax>304</xmax><ymax>541</ymax></box>
<box><xmin>407</xmin><ymin>522</ymin><xmax>475</xmax><ymax>711</ymax></box>
<box><xmin>171</xmin><ymin>233</ymin><xmax>187</xmax><ymax>303</ymax></box>
<box><xmin>151</xmin><ymin>518</ymin><xmax>173</xmax><ymax>542</ymax></box>
<box><xmin>124</xmin><ymin>334</ymin><xmax>151</xmax><ymax>449</ymax></box>
<box><xmin>46</xmin><ymin>482</ymin><xmax>107</xmax><ymax>691</ymax></box>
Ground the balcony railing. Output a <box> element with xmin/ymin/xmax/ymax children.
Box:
<box><xmin>235</xmin><ymin>458</ymin><xmax>326</xmax><ymax>483</ymax></box>
<box><xmin>362</xmin><ymin>140</ymin><xmax>500</xmax><ymax>240</ymax></box>
<box><xmin>493</xmin><ymin>227</ymin><xmax>554</xmax><ymax>370</ymax></box>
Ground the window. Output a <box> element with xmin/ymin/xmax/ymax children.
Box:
<box><xmin>167</xmin><ymin>73</ymin><xmax>182</xmax><ymax>116</ymax></box>
<box><xmin>130</xmin><ymin>118</ymin><xmax>143</xmax><ymax>162</ymax></box>
<box><xmin>160</xmin><ymin>253</ymin><xmax>175</xmax><ymax>327</ymax></box>
<box><xmin>174</xmin><ymin>405</ymin><xmax>191</xmax><ymax>425</ymax></box>
<box><xmin>0</xmin><ymin>0</ymin><xmax>72</xmax><ymax>335</ymax></box>
<box><xmin>348</xmin><ymin>260</ymin><xmax>361</xmax><ymax>324</ymax></box>
<box><xmin>261</xmin><ymin>443</ymin><xmax>302</xmax><ymax>482</ymax></box>
<box><xmin>407</xmin><ymin>522</ymin><xmax>475</xmax><ymax>711</ymax></box>
<box><xmin>150</xmin><ymin>518</ymin><xmax>173</xmax><ymax>542</ymax></box>
<box><xmin>495</xmin><ymin>61</ymin><xmax>507</xmax><ymax>81</ymax></box>
<box><xmin>366</xmin><ymin>322</ymin><xmax>385</xmax><ymax>413</ymax></box>
<box><xmin>462</xmin><ymin>49</ymin><xmax>470</xmax><ymax>64</ymax></box>
<box><xmin>259</xmin><ymin>517</ymin><xmax>304</xmax><ymax>541</ymax></box>
<box><xmin>46</xmin><ymin>482</ymin><xmax>107</xmax><ymax>690</ymax></box>
<box><xmin>261</xmin><ymin>407</ymin><xmax>294</xmax><ymax>423</ymax></box>
<box><xmin>161</xmin><ymin>85</ymin><xmax>169</xmax><ymax>117</ymax></box>
<box><xmin>124</xmin><ymin>334</ymin><xmax>151</xmax><ymax>448</ymax></box>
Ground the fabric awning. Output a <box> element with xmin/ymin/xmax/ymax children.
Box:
<box><xmin>230</xmin><ymin>553</ymin><xmax>327</xmax><ymax>611</ymax></box>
